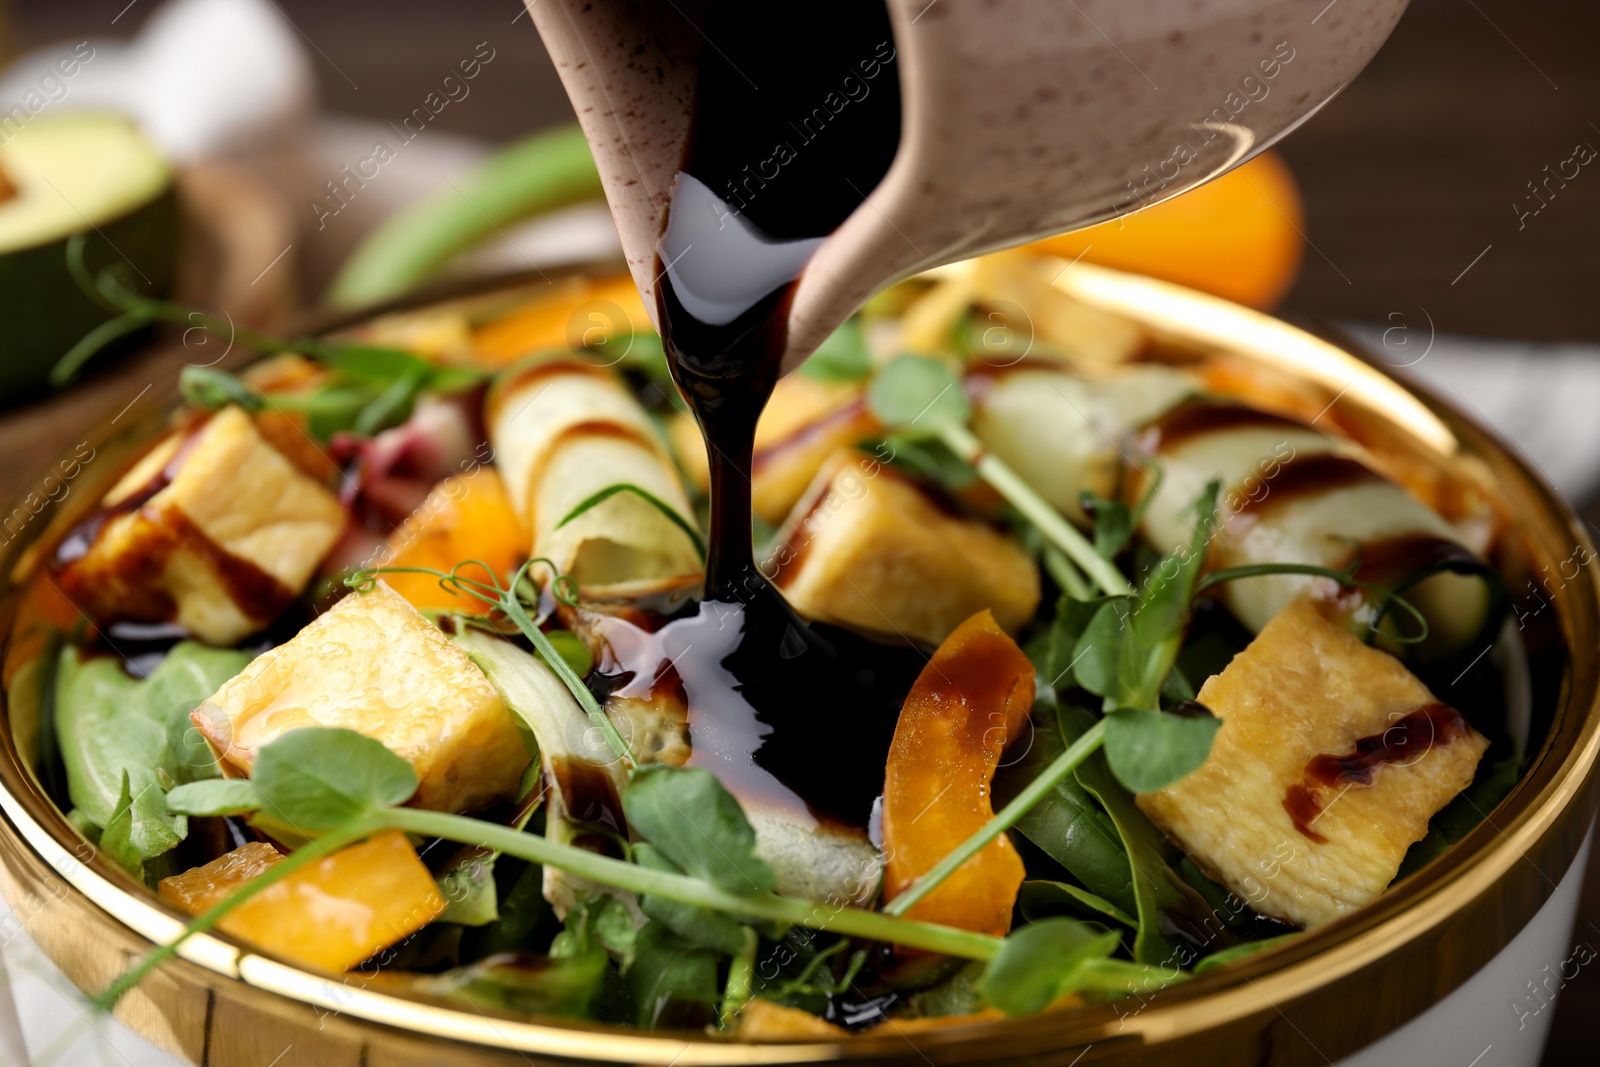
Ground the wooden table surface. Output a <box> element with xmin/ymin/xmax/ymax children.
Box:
<box><xmin>4</xmin><ymin>0</ymin><xmax>1599</xmax><ymax>1062</ymax></box>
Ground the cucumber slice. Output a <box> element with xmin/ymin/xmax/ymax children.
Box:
<box><xmin>0</xmin><ymin>112</ymin><xmax>179</xmax><ymax>399</ymax></box>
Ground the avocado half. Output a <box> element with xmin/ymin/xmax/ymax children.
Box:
<box><xmin>0</xmin><ymin>112</ymin><xmax>180</xmax><ymax>401</ymax></box>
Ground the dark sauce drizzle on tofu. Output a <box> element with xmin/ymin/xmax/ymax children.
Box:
<box><xmin>1283</xmin><ymin>702</ymin><xmax>1471</xmax><ymax>843</ymax></box>
<box><xmin>51</xmin><ymin>424</ymin><xmax>293</xmax><ymax>645</ymax></box>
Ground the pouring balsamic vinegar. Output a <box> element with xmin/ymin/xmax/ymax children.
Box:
<box><xmin>644</xmin><ymin>0</ymin><xmax>920</xmax><ymax>828</ymax></box>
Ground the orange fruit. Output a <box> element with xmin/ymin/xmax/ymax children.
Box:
<box><xmin>1029</xmin><ymin>151</ymin><xmax>1305</xmax><ymax>309</ymax></box>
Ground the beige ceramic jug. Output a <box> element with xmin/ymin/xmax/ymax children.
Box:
<box><xmin>528</xmin><ymin>0</ymin><xmax>1406</xmax><ymax>371</ymax></box>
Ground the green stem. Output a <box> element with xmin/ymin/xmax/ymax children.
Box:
<box><xmin>499</xmin><ymin>563</ymin><xmax>634</xmax><ymax>765</ymax></box>
<box><xmin>94</xmin><ymin>816</ymin><xmax>384</xmax><ymax>1010</ymax></box>
<box><xmin>1073</xmin><ymin>957</ymin><xmax>1188</xmax><ymax>995</ymax></box>
<box><xmin>50</xmin><ymin>313</ymin><xmax>154</xmax><ymax>386</ymax></box>
<box><xmin>939</xmin><ymin>423</ymin><xmax>1132</xmax><ymax>597</ymax></box>
<box><xmin>720</xmin><ymin>926</ymin><xmax>759</xmax><ymax>1026</ymax></box>
<box><xmin>383</xmin><ymin>807</ymin><xmax>1000</xmax><ymax>961</ymax></box>
<box><xmin>1194</xmin><ymin>562</ymin><xmax>1430</xmax><ymax>645</ymax></box>
<box><xmin>884</xmin><ymin>719</ymin><xmax>1107</xmax><ymax>917</ymax></box>
<box><xmin>1042</xmin><ymin>544</ymin><xmax>1092</xmax><ymax>601</ymax></box>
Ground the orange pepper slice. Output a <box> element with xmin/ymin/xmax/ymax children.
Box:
<box><xmin>1029</xmin><ymin>151</ymin><xmax>1304</xmax><ymax>310</ymax></box>
<box><xmin>881</xmin><ymin>610</ymin><xmax>1036</xmax><ymax>936</ymax></box>
<box><xmin>378</xmin><ymin>466</ymin><xmax>527</xmax><ymax>614</ymax></box>
<box><xmin>159</xmin><ymin>832</ymin><xmax>445</xmax><ymax>972</ymax></box>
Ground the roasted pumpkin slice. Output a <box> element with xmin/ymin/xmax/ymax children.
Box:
<box><xmin>881</xmin><ymin>611</ymin><xmax>1035</xmax><ymax>936</ymax></box>
<box><xmin>377</xmin><ymin>466</ymin><xmax>527</xmax><ymax>613</ymax></box>
<box><xmin>158</xmin><ymin>834</ymin><xmax>445</xmax><ymax>971</ymax></box>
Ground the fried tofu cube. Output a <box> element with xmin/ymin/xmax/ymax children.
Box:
<box><xmin>191</xmin><ymin>581</ymin><xmax>528</xmax><ymax>813</ymax></box>
<box><xmin>56</xmin><ymin>406</ymin><xmax>344</xmax><ymax>645</ymax></box>
<box><xmin>1136</xmin><ymin>597</ymin><xmax>1489</xmax><ymax>928</ymax></box>
<box><xmin>768</xmin><ymin>452</ymin><xmax>1039</xmax><ymax>646</ymax></box>
<box><xmin>158</xmin><ymin>834</ymin><xmax>445</xmax><ymax>971</ymax></box>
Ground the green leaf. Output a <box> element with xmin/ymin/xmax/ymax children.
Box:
<box><xmin>626</xmin><ymin>920</ymin><xmax>722</xmax><ymax>1029</ymax></box>
<box><xmin>1079</xmin><ymin>465</ymin><xmax>1162</xmax><ymax>562</ymax></box>
<box><xmin>979</xmin><ymin>918</ymin><xmax>1120</xmax><ymax>1016</ymax></box>
<box><xmin>98</xmin><ymin>772</ymin><xmax>165</xmax><ymax>881</ymax></box>
<box><xmin>460</xmin><ymin>857</ymin><xmax>559</xmax><ymax>960</ymax></box>
<box><xmin>1019</xmin><ymin>880</ymin><xmax>1137</xmax><ymax>929</ymax></box>
<box><xmin>351</xmin><ymin>363</ymin><xmax>428</xmax><ymax>436</ymax></box>
<box><xmin>164</xmin><ymin>779</ymin><xmax>262</xmax><ymax>817</ymax></box>
<box><xmin>1072</xmin><ymin>484</ymin><xmax>1220</xmax><ymax>713</ymax></box>
<box><xmin>1071</xmin><ymin>597</ymin><xmax>1134</xmax><ymax>700</ymax></box>
<box><xmin>179</xmin><ymin>366</ymin><xmax>265</xmax><ymax>413</ymax></box>
<box><xmin>437</xmin><ymin>853</ymin><xmax>503</xmax><ymax>927</ymax></box>
<box><xmin>552</xmin><ymin>892</ymin><xmax>638</xmax><ymax>964</ymax></box>
<box><xmin>398</xmin><ymin>952</ymin><xmax>609</xmax><ymax>1020</ymax></box>
<box><xmin>1035</xmin><ymin>595</ymin><xmax>1118</xmax><ymax>692</ymax></box>
<box><xmin>437</xmin><ymin>793</ymin><xmax>545</xmax><ymax>927</ymax></box>
<box><xmin>634</xmin><ymin>843</ymin><xmax>750</xmax><ymax>956</ymax></box>
<box><xmin>622</xmin><ymin>766</ymin><xmax>775</xmax><ymax>897</ymax></box>
<box><xmin>1193</xmin><ymin>933</ymin><xmax>1302</xmax><ymax>976</ymax></box>
<box><xmin>301</xmin><ymin>340</ymin><xmax>438</xmax><ymax>385</ymax></box>
<box><xmin>250</xmin><ymin>728</ymin><xmax>418</xmax><ymax>833</ymax></box>
<box><xmin>994</xmin><ymin>704</ymin><xmax>1136</xmax><ymax>916</ymax></box>
<box><xmin>53</xmin><ymin>643</ymin><xmax>250</xmax><ymax>875</ymax></box>
<box><xmin>1134</xmin><ymin>481</ymin><xmax>1218</xmax><ymax>646</ymax></box>
<box><xmin>1160</xmin><ymin>666</ymin><xmax>1196</xmax><ymax>704</ymax></box>
<box><xmin>145</xmin><ymin>644</ymin><xmax>255</xmax><ymax>785</ymax></box>
<box><xmin>867</xmin><ymin>354</ymin><xmax>970</xmax><ymax>432</ymax></box>
<box><xmin>555</xmin><ymin>483</ymin><xmax>706</xmax><ymax>559</ymax></box>
<box><xmin>904</xmin><ymin>961</ymin><xmax>989</xmax><ymax>1019</ymax></box>
<box><xmin>1102</xmin><ymin>707</ymin><xmax>1220</xmax><ymax>793</ymax></box>
<box><xmin>1081</xmin><ymin>492</ymin><xmax>1133</xmax><ymax>561</ymax></box>
<box><xmin>1176</xmin><ymin>856</ymin><xmax>1252</xmax><ymax>931</ymax></box>
<box><xmin>799</xmin><ymin>318</ymin><xmax>872</xmax><ymax>381</ymax></box>
<box><xmin>300</xmin><ymin>384</ymin><xmax>377</xmax><ymax>442</ymax></box>
<box><xmin>542</xmin><ymin>630</ymin><xmax>593</xmax><ymax>678</ymax></box>
<box><xmin>1076</xmin><ymin>754</ymin><xmax>1189</xmax><ymax>965</ymax></box>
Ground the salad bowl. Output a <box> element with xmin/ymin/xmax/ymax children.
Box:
<box><xmin>0</xmin><ymin>259</ymin><xmax>1594</xmax><ymax>1066</ymax></box>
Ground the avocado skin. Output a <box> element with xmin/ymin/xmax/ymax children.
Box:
<box><xmin>0</xmin><ymin>183</ymin><xmax>180</xmax><ymax>402</ymax></box>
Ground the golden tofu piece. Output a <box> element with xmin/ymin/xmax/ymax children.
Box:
<box><xmin>56</xmin><ymin>406</ymin><xmax>344</xmax><ymax>645</ymax></box>
<box><xmin>670</xmin><ymin>373</ymin><xmax>879</xmax><ymax>525</ymax></box>
<box><xmin>1136</xmin><ymin>597</ymin><xmax>1489</xmax><ymax>928</ymax></box>
<box><xmin>768</xmin><ymin>452</ymin><xmax>1039</xmax><ymax>646</ymax></box>
<box><xmin>191</xmin><ymin>581</ymin><xmax>528</xmax><ymax>813</ymax></box>
<box><xmin>159</xmin><ymin>833</ymin><xmax>445</xmax><ymax>971</ymax></box>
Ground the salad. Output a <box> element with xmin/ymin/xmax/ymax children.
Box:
<box><xmin>1</xmin><ymin>247</ymin><xmax>1520</xmax><ymax>1036</ymax></box>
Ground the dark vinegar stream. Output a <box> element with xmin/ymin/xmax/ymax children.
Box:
<box><xmin>648</xmin><ymin>0</ymin><xmax>915</xmax><ymax>828</ymax></box>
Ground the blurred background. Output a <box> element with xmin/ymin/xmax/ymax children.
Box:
<box><xmin>0</xmin><ymin>0</ymin><xmax>1596</xmax><ymax>1062</ymax></box>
